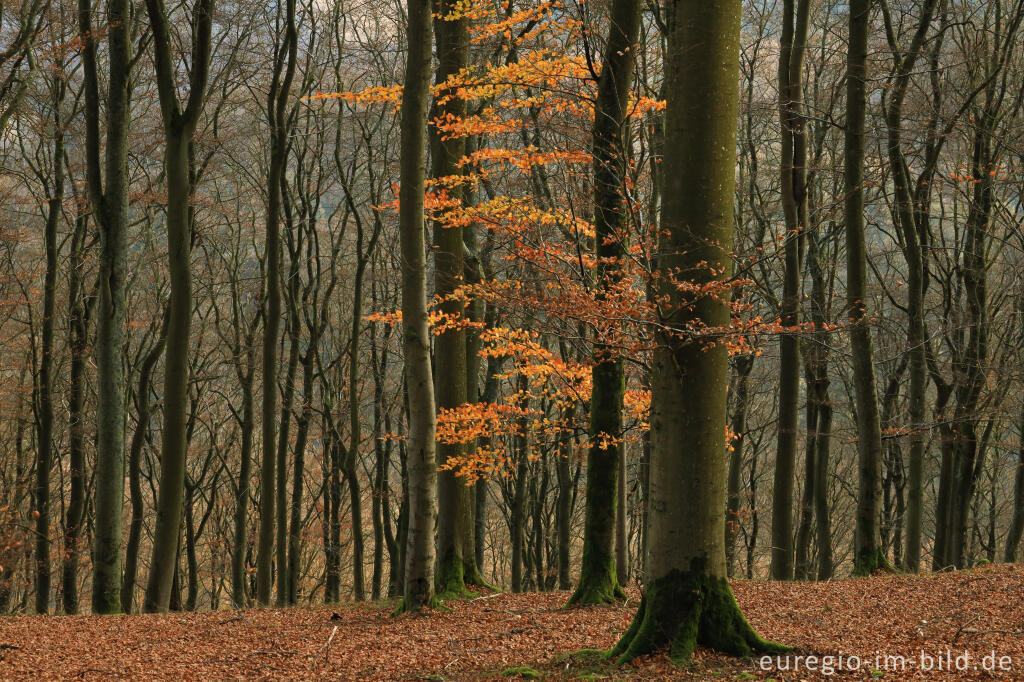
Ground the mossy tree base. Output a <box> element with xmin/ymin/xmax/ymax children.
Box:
<box><xmin>566</xmin><ymin>574</ymin><xmax>626</xmax><ymax>606</ymax></box>
<box><xmin>391</xmin><ymin>593</ymin><xmax>440</xmax><ymax>616</ymax></box>
<box><xmin>610</xmin><ymin>569</ymin><xmax>789</xmax><ymax>666</ymax></box>
<box><xmin>462</xmin><ymin>558</ymin><xmax>496</xmax><ymax>591</ymax></box>
<box><xmin>436</xmin><ymin>553</ymin><xmax>472</xmax><ymax>600</ymax></box>
<box><xmin>853</xmin><ymin>547</ymin><xmax>899</xmax><ymax>577</ymax></box>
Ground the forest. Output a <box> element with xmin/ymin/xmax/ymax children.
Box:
<box><xmin>1</xmin><ymin>0</ymin><xmax>1024</xmax><ymax>679</ymax></box>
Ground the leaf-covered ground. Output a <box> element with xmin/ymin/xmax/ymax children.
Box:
<box><xmin>1</xmin><ymin>564</ymin><xmax>1021</xmax><ymax>680</ymax></box>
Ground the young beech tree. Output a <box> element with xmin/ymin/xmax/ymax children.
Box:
<box><xmin>256</xmin><ymin>0</ymin><xmax>298</xmax><ymax>607</ymax></box>
<box><xmin>610</xmin><ymin>1</ymin><xmax>787</xmax><ymax>664</ymax></box>
<box><xmin>142</xmin><ymin>0</ymin><xmax>215</xmax><ymax>614</ymax></box>
<box><xmin>568</xmin><ymin>0</ymin><xmax>641</xmax><ymax>607</ymax></box>
<box><xmin>79</xmin><ymin>0</ymin><xmax>135</xmax><ymax>615</ymax></box>
<box><xmin>395</xmin><ymin>0</ymin><xmax>438</xmax><ymax>614</ymax></box>
<box><xmin>845</xmin><ymin>0</ymin><xmax>888</xmax><ymax>576</ymax></box>
<box><xmin>769</xmin><ymin>0</ymin><xmax>810</xmax><ymax>583</ymax></box>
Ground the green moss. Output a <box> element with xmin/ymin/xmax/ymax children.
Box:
<box><xmin>853</xmin><ymin>546</ymin><xmax>899</xmax><ymax>577</ymax></box>
<box><xmin>611</xmin><ymin>564</ymin><xmax>789</xmax><ymax>666</ymax></box>
<box><xmin>553</xmin><ymin>649</ymin><xmax>607</xmax><ymax>664</ymax></box>
<box><xmin>436</xmin><ymin>552</ymin><xmax>473</xmax><ymax>601</ymax></box>
<box><xmin>565</xmin><ymin>538</ymin><xmax>625</xmax><ymax>606</ymax></box>
<box><xmin>462</xmin><ymin>557</ymin><xmax>498</xmax><ymax>591</ymax></box>
<box><xmin>502</xmin><ymin>665</ymin><xmax>542</xmax><ymax>679</ymax></box>
<box><xmin>390</xmin><ymin>592</ymin><xmax>440</xmax><ymax>616</ymax></box>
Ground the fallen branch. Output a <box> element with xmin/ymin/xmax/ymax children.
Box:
<box><xmin>310</xmin><ymin>625</ymin><xmax>339</xmax><ymax>670</ymax></box>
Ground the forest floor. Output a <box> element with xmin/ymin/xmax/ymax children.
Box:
<box><xmin>0</xmin><ymin>564</ymin><xmax>1021</xmax><ymax>680</ymax></box>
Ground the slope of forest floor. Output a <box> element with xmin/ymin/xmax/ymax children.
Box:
<box><xmin>0</xmin><ymin>564</ymin><xmax>1021</xmax><ymax>680</ymax></box>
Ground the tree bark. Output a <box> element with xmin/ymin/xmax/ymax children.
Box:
<box><xmin>81</xmin><ymin>0</ymin><xmax>134</xmax><ymax>615</ymax></box>
<box><xmin>142</xmin><ymin>0</ymin><xmax>214</xmax><ymax>613</ymax></box>
<box><xmin>770</xmin><ymin>0</ymin><xmax>810</xmax><ymax>583</ymax></box>
<box><xmin>568</xmin><ymin>0</ymin><xmax>640</xmax><ymax>606</ymax></box>
<box><xmin>394</xmin><ymin>0</ymin><xmax>438</xmax><ymax>613</ymax></box>
<box><xmin>256</xmin><ymin>0</ymin><xmax>298</xmax><ymax>606</ymax></box>
<box><xmin>611</xmin><ymin>0</ymin><xmax>786</xmax><ymax>664</ymax></box>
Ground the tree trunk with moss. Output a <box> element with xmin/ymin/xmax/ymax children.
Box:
<box><xmin>611</xmin><ymin>1</ymin><xmax>786</xmax><ymax>665</ymax></box>
<box><xmin>567</xmin><ymin>0</ymin><xmax>639</xmax><ymax>607</ymax></box>
<box><xmin>395</xmin><ymin>0</ymin><xmax>438</xmax><ymax>614</ymax></box>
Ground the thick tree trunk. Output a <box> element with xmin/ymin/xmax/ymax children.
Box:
<box><xmin>144</xmin><ymin>135</ymin><xmax>195</xmax><ymax>613</ymax></box>
<box><xmin>430</xmin><ymin>0</ymin><xmax>476</xmax><ymax>598</ymax></box>
<box><xmin>611</xmin><ymin>1</ymin><xmax>786</xmax><ymax>664</ymax></box>
<box><xmin>34</xmin><ymin>100</ymin><xmax>64</xmax><ymax>613</ymax></box>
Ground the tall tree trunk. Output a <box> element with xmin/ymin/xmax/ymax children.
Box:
<box><xmin>880</xmin><ymin>0</ymin><xmax>940</xmax><ymax>573</ymax></box>
<box><xmin>610</xmin><ymin>1</ymin><xmax>786</xmax><ymax>663</ymax></box>
<box><xmin>275</xmin><ymin>253</ymin><xmax>301</xmax><ymax>607</ymax></box>
<box><xmin>568</xmin><ymin>0</ymin><xmax>640</xmax><ymax>606</ymax></box>
<box><xmin>770</xmin><ymin>0</ymin><xmax>811</xmax><ymax>583</ymax></box>
<box><xmin>343</xmin><ymin>450</ymin><xmax>365</xmax><ymax>601</ymax></box>
<box><xmin>347</xmin><ymin>257</ymin><xmax>367</xmax><ymax>603</ymax></box>
<box><xmin>142</xmin><ymin>0</ymin><xmax>214</xmax><ymax>612</ymax></box>
<box><xmin>34</xmin><ymin>91</ymin><xmax>65</xmax><ymax>613</ymax></box>
<box><xmin>231</xmin><ymin>369</ymin><xmax>255</xmax><ymax>607</ymax></box>
<box><xmin>370</xmin><ymin>310</ymin><xmax>391</xmax><ymax>599</ymax></box>
<box><xmin>81</xmin><ymin>0</ymin><xmax>134</xmax><ymax>615</ymax></box>
<box><xmin>122</xmin><ymin>313</ymin><xmax>169</xmax><ymax>613</ymax></box>
<box><xmin>430</xmin><ymin>0</ymin><xmax>474</xmax><ymax>598</ymax></box>
<box><xmin>615</xmin><ymin>441</ymin><xmax>628</xmax><ymax>585</ymax></box>
<box><xmin>395</xmin><ymin>0</ymin><xmax>437</xmax><ymax>612</ymax></box>
<box><xmin>511</xmin><ymin>376</ymin><xmax>529</xmax><ymax>593</ymax></box>
<box><xmin>556</xmin><ymin>403</ymin><xmax>574</xmax><ymax>589</ymax></box>
<box><xmin>793</xmin><ymin>359</ymin><xmax>816</xmax><ymax>581</ymax></box>
<box><xmin>726</xmin><ymin>356</ymin><xmax>753</xmax><ymax>578</ymax></box>
<box><xmin>846</xmin><ymin>0</ymin><xmax>888</xmax><ymax>576</ymax></box>
<box><xmin>63</xmin><ymin>211</ymin><xmax>89</xmax><ymax>614</ymax></box>
<box><xmin>256</xmin><ymin>0</ymin><xmax>298</xmax><ymax>606</ymax></box>
<box><xmin>287</xmin><ymin>351</ymin><xmax>313</xmax><ymax>604</ymax></box>
<box><xmin>1004</xmin><ymin>405</ymin><xmax>1024</xmax><ymax>562</ymax></box>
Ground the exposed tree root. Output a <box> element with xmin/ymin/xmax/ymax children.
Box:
<box><xmin>610</xmin><ymin>568</ymin><xmax>789</xmax><ymax>666</ymax></box>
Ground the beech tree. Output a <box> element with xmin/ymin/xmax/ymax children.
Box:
<box><xmin>610</xmin><ymin>0</ymin><xmax>787</xmax><ymax>664</ymax></box>
<box><xmin>141</xmin><ymin>0</ymin><xmax>215</xmax><ymax>614</ymax></box>
<box><xmin>569</xmin><ymin>0</ymin><xmax>640</xmax><ymax>607</ymax></box>
<box><xmin>395</xmin><ymin>0</ymin><xmax>437</xmax><ymax>613</ymax></box>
